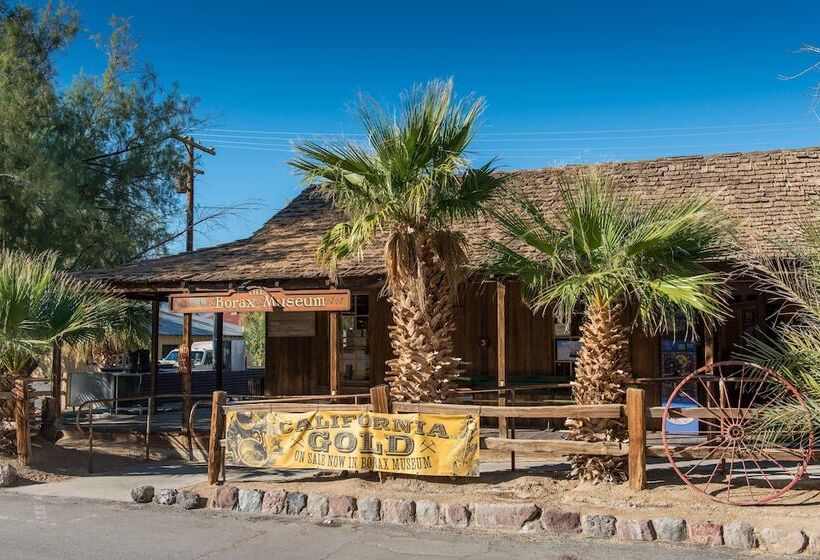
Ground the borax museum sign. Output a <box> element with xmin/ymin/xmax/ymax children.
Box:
<box><xmin>168</xmin><ymin>287</ymin><xmax>351</xmax><ymax>313</ymax></box>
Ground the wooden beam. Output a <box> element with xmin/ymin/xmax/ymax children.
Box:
<box><xmin>329</xmin><ymin>311</ymin><xmax>339</xmax><ymax>395</ymax></box>
<box><xmin>647</xmin><ymin>445</ymin><xmax>807</xmax><ymax>461</ymax></box>
<box><xmin>223</xmin><ymin>402</ymin><xmax>370</xmax><ymax>413</ymax></box>
<box><xmin>50</xmin><ymin>344</ymin><xmax>62</xmax><ymax>408</ymax></box>
<box><xmin>149</xmin><ymin>300</ymin><xmax>160</xmax><ymax>413</ymax></box>
<box><xmin>214</xmin><ymin>312</ymin><xmax>224</xmax><ymax>390</ymax></box>
<box><xmin>496</xmin><ymin>280</ymin><xmax>507</xmax><ymax>433</ymax></box>
<box><xmin>626</xmin><ymin>388</ymin><xmax>646</xmax><ymax>491</ymax></box>
<box><xmin>391</xmin><ymin>401</ymin><xmax>624</xmax><ymax>419</ymax></box>
<box><xmin>180</xmin><ymin>313</ymin><xmax>192</xmax><ymax>434</ymax></box>
<box><xmin>648</xmin><ymin>406</ymin><xmax>751</xmax><ymax>419</ymax></box>
<box><xmin>482</xmin><ymin>436</ymin><xmax>628</xmax><ymax>457</ymax></box>
<box><xmin>207</xmin><ymin>390</ymin><xmax>227</xmax><ymax>485</ymax></box>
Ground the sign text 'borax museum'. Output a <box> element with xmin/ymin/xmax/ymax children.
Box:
<box><xmin>168</xmin><ymin>287</ymin><xmax>351</xmax><ymax>314</ymax></box>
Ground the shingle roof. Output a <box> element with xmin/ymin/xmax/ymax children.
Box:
<box><xmin>81</xmin><ymin>147</ymin><xmax>820</xmax><ymax>290</ymax></box>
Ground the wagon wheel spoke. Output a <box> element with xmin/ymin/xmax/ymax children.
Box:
<box><xmin>667</xmin><ymin>434</ymin><xmax>723</xmax><ymax>456</ymax></box>
<box><xmin>703</xmin><ymin>440</ymin><xmax>731</xmax><ymax>496</ymax></box>
<box><xmin>676</xmin><ymin>387</ymin><xmax>728</xmax><ymax>426</ymax></box>
<box><xmin>683</xmin><ymin>439</ymin><xmax>728</xmax><ymax>477</ymax></box>
<box><xmin>726</xmin><ymin>440</ymin><xmax>737</xmax><ymax>501</ymax></box>
<box><xmin>738</xmin><ymin>440</ymin><xmax>776</xmax><ymax>492</ymax></box>
<box><xmin>662</xmin><ymin>361</ymin><xmax>813</xmax><ymax>506</ymax></box>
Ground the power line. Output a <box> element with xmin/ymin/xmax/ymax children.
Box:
<box><xmin>197</xmin><ymin>124</ymin><xmax>818</xmax><ymax>145</ymax></box>
<box><xmin>198</xmin><ymin>120</ymin><xmax>816</xmax><ymax>139</ymax></box>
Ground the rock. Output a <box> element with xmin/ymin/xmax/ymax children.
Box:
<box><xmin>724</xmin><ymin>522</ymin><xmax>756</xmax><ymax>550</ymax></box>
<box><xmin>582</xmin><ymin>514</ymin><xmax>617</xmax><ymax>539</ymax></box>
<box><xmin>415</xmin><ymin>500</ymin><xmax>439</xmax><ymax>527</ymax></box>
<box><xmin>153</xmin><ymin>488</ymin><xmax>177</xmax><ymax>506</ymax></box>
<box><xmin>177</xmin><ymin>491</ymin><xmax>201</xmax><ymax>510</ymax></box>
<box><xmin>522</xmin><ymin>520</ymin><xmax>542</xmax><ymax>533</ymax></box>
<box><xmin>286</xmin><ymin>491</ymin><xmax>307</xmax><ymax>515</ymax></box>
<box><xmin>215</xmin><ymin>485</ymin><xmax>239</xmax><ymax>510</ymax></box>
<box><xmin>130</xmin><ymin>485</ymin><xmax>154</xmax><ymax>504</ymax></box>
<box><xmin>237</xmin><ymin>489</ymin><xmax>263</xmax><ymax>513</ymax></box>
<box><xmin>307</xmin><ymin>493</ymin><xmax>329</xmax><ymax>517</ymax></box>
<box><xmin>472</xmin><ymin>503</ymin><xmax>540</xmax><ymax>530</ymax></box>
<box><xmin>758</xmin><ymin>527</ymin><xmax>806</xmax><ymax>555</ymax></box>
<box><xmin>327</xmin><ymin>495</ymin><xmax>356</xmax><ymax>519</ymax></box>
<box><xmin>357</xmin><ymin>497</ymin><xmax>381</xmax><ymax>522</ymax></box>
<box><xmin>616</xmin><ymin>519</ymin><xmax>655</xmax><ymax>541</ymax></box>
<box><xmin>0</xmin><ymin>464</ymin><xmax>18</xmax><ymax>488</ymax></box>
<box><xmin>806</xmin><ymin>530</ymin><xmax>820</xmax><ymax>555</ymax></box>
<box><xmin>653</xmin><ymin>517</ymin><xmax>687</xmax><ymax>542</ymax></box>
<box><xmin>540</xmin><ymin>509</ymin><xmax>581</xmax><ymax>534</ymax></box>
<box><xmin>262</xmin><ymin>489</ymin><xmax>287</xmax><ymax>514</ymax></box>
<box><xmin>381</xmin><ymin>499</ymin><xmax>415</xmax><ymax>524</ymax></box>
<box><xmin>444</xmin><ymin>504</ymin><xmax>470</xmax><ymax>528</ymax></box>
<box><xmin>688</xmin><ymin>520</ymin><xmax>723</xmax><ymax>546</ymax></box>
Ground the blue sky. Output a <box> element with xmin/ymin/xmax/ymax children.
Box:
<box><xmin>27</xmin><ymin>0</ymin><xmax>820</xmax><ymax>251</ymax></box>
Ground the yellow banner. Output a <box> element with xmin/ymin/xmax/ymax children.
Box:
<box><xmin>224</xmin><ymin>409</ymin><xmax>479</xmax><ymax>477</ymax></box>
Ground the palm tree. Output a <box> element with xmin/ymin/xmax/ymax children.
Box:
<box><xmin>739</xmin><ymin>222</ymin><xmax>820</xmax><ymax>442</ymax></box>
<box><xmin>486</xmin><ymin>171</ymin><xmax>732</xmax><ymax>481</ymax></box>
<box><xmin>0</xmin><ymin>250</ymin><xmax>128</xmax><ymax>461</ymax></box>
<box><xmin>290</xmin><ymin>80</ymin><xmax>500</xmax><ymax>402</ymax></box>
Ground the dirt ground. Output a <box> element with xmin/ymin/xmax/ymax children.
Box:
<box><xmin>187</xmin><ymin>460</ymin><xmax>820</xmax><ymax>532</ymax></box>
<box><xmin>0</xmin><ymin>436</ymin><xmax>173</xmax><ymax>485</ymax></box>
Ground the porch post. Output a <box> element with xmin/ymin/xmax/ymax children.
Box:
<box><xmin>214</xmin><ymin>312</ymin><xmax>224</xmax><ymax>390</ymax></box>
<box><xmin>149</xmin><ymin>299</ymin><xmax>160</xmax><ymax>413</ymax></box>
<box><xmin>50</xmin><ymin>343</ymin><xmax>62</xmax><ymax>409</ymax></box>
<box><xmin>180</xmin><ymin>312</ymin><xmax>192</xmax><ymax>434</ymax></box>
<box><xmin>329</xmin><ymin>311</ymin><xmax>339</xmax><ymax>395</ymax></box>
<box><xmin>496</xmin><ymin>281</ymin><xmax>507</xmax><ymax>433</ymax></box>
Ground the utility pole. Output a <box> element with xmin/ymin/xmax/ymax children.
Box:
<box><xmin>172</xmin><ymin>133</ymin><xmax>215</xmax><ymax>434</ymax></box>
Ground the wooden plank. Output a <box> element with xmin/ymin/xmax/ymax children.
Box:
<box><xmin>222</xmin><ymin>402</ymin><xmax>371</xmax><ymax>413</ymax></box>
<box><xmin>482</xmin><ymin>436</ymin><xmax>628</xmax><ymax>457</ymax></box>
<box><xmin>392</xmin><ymin>402</ymin><xmax>624</xmax><ymax>419</ymax></box>
<box><xmin>496</xmin><ymin>280</ymin><xmax>507</xmax><ymax>431</ymax></box>
<box><xmin>646</xmin><ymin>445</ymin><xmax>807</xmax><ymax>461</ymax></box>
<box><xmin>329</xmin><ymin>312</ymin><xmax>339</xmax><ymax>395</ymax></box>
<box><xmin>626</xmin><ymin>388</ymin><xmax>646</xmax><ymax>491</ymax></box>
<box><xmin>648</xmin><ymin>406</ymin><xmax>752</xmax><ymax>419</ymax></box>
<box><xmin>169</xmin><ymin>288</ymin><xmax>351</xmax><ymax>314</ymax></box>
<box><xmin>207</xmin><ymin>391</ymin><xmax>228</xmax><ymax>485</ymax></box>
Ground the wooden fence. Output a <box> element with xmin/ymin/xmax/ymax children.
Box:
<box><xmin>206</xmin><ymin>385</ymin><xmax>648</xmax><ymax>491</ymax></box>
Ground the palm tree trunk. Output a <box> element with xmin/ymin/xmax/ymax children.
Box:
<box><xmin>384</xmin><ymin>236</ymin><xmax>463</xmax><ymax>402</ymax></box>
<box><xmin>566</xmin><ymin>301</ymin><xmax>630</xmax><ymax>482</ymax></box>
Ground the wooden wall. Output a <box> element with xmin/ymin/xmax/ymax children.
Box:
<box><xmin>263</xmin><ymin>280</ymin><xmax>694</xmax><ymax>406</ymax></box>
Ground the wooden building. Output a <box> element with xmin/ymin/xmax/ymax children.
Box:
<box><xmin>81</xmin><ymin>147</ymin><xmax>820</xmax><ymax>407</ymax></box>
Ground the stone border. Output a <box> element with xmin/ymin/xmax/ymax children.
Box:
<box><xmin>134</xmin><ymin>485</ymin><xmax>817</xmax><ymax>556</ymax></box>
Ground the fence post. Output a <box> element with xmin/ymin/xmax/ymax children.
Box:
<box><xmin>207</xmin><ymin>391</ymin><xmax>228</xmax><ymax>485</ymax></box>
<box><xmin>626</xmin><ymin>387</ymin><xmax>646</xmax><ymax>491</ymax></box>
<box><xmin>369</xmin><ymin>384</ymin><xmax>390</xmax><ymax>414</ymax></box>
<box><xmin>13</xmin><ymin>379</ymin><xmax>31</xmax><ymax>466</ymax></box>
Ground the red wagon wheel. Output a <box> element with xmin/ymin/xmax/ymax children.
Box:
<box><xmin>662</xmin><ymin>360</ymin><xmax>814</xmax><ymax>506</ymax></box>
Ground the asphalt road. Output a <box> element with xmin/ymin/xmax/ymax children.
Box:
<box><xmin>0</xmin><ymin>493</ymin><xmax>766</xmax><ymax>560</ymax></box>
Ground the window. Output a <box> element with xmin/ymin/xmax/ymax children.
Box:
<box><xmin>553</xmin><ymin>310</ymin><xmax>583</xmax><ymax>379</ymax></box>
<box><xmin>340</xmin><ymin>294</ymin><xmax>371</xmax><ymax>385</ymax></box>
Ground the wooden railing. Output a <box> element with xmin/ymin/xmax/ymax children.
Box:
<box><xmin>206</xmin><ymin>385</ymin><xmax>648</xmax><ymax>491</ymax></box>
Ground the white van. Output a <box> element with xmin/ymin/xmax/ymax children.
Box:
<box><xmin>159</xmin><ymin>340</ymin><xmax>246</xmax><ymax>371</ymax></box>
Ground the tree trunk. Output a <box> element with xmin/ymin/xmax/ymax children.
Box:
<box><xmin>384</xmin><ymin>236</ymin><xmax>463</xmax><ymax>402</ymax></box>
<box><xmin>566</xmin><ymin>301</ymin><xmax>630</xmax><ymax>482</ymax></box>
<box><xmin>13</xmin><ymin>379</ymin><xmax>31</xmax><ymax>466</ymax></box>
